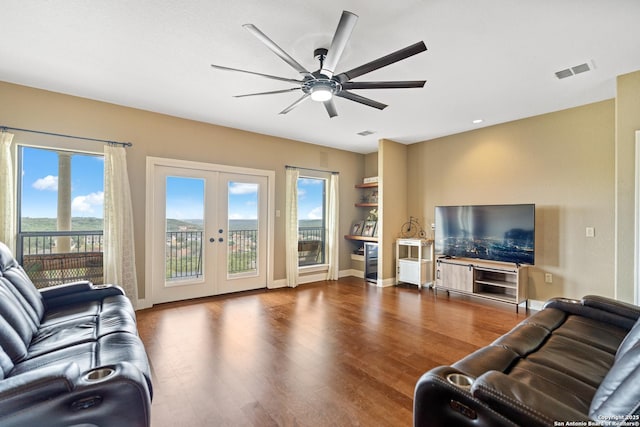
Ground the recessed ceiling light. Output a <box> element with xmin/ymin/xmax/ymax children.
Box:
<box><xmin>357</xmin><ymin>130</ymin><xmax>376</xmax><ymax>136</ymax></box>
<box><xmin>472</xmin><ymin>119</ymin><xmax>484</xmax><ymax>124</ymax></box>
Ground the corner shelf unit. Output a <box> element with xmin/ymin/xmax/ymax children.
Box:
<box><xmin>435</xmin><ymin>257</ymin><xmax>528</xmax><ymax>312</ymax></box>
<box><xmin>346</xmin><ymin>181</ymin><xmax>379</xmax><ymax>243</ymax></box>
<box><xmin>344</xmin><ymin>235</ymin><xmax>378</xmax><ymax>242</ymax></box>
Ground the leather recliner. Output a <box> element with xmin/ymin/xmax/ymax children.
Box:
<box><xmin>0</xmin><ymin>242</ymin><xmax>152</xmax><ymax>427</ymax></box>
<box><xmin>414</xmin><ymin>295</ymin><xmax>640</xmax><ymax>426</ymax></box>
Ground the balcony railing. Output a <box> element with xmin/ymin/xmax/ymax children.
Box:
<box><xmin>165</xmin><ymin>231</ymin><xmax>203</xmax><ymax>280</ymax></box>
<box><xmin>18</xmin><ymin>231</ymin><xmax>104</xmax><ymax>289</ymax></box>
<box><xmin>298</xmin><ymin>226</ymin><xmax>325</xmax><ymax>266</ymax></box>
<box><xmin>17</xmin><ymin>226</ymin><xmax>328</xmax><ymax>288</ymax></box>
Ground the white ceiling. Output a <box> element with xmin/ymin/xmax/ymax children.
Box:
<box><xmin>2</xmin><ymin>1</ymin><xmax>640</xmax><ymax>154</ymax></box>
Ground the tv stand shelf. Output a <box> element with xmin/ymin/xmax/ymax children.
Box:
<box><xmin>435</xmin><ymin>258</ymin><xmax>528</xmax><ymax>312</ymax></box>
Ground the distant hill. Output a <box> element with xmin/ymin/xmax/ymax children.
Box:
<box><xmin>21</xmin><ymin>217</ymin><xmax>103</xmax><ymax>231</ymax></box>
<box><xmin>21</xmin><ymin>217</ymin><xmax>323</xmax><ymax>232</ymax></box>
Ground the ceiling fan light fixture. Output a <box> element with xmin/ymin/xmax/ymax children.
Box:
<box><xmin>310</xmin><ymin>86</ymin><xmax>333</xmax><ymax>102</ymax></box>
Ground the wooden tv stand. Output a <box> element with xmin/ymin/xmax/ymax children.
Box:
<box><xmin>434</xmin><ymin>257</ymin><xmax>528</xmax><ymax>312</ymax></box>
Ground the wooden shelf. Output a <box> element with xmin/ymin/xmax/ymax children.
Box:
<box><xmin>355</xmin><ymin>182</ymin><xmax>378</xmax><ymax>189</ymax></box>
<box><xmin>355</xmin><ymin>202</ymin><xmax>378</xmax><ymax>207</ymax></box>
<box><xmin>344</xmin><ymin>235</ymin><xmax>378</xmax><ymax>242</ymax></box>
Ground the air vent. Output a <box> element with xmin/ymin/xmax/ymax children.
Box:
<box><xmin>555</xmin><ymin>61</ymin><xmax>593</xmax><ymax>79</ymax></box>
<box><xmin>357</xmin><ymin>130</ymin><xmax>375</xmax><ymax>136</ymax></box>
<box><xmin>571</xmin><ymin>63</ymin><xmax>591</xmax><ymax>75</ymax></box>
<box><xmin>555</xmin><ymin>69</ymin><xmax>574</xmax><ymax>79</ymax></box>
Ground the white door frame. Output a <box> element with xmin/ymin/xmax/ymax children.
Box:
<box><xmin>635</xmin><ymin>131</ymin><xmax>640</xmax><ymax>305</ymax></box>
<box><xmin>144</xmin><ymin>157</ymin><xmax>275</xmax><ymax>308</ymax></box>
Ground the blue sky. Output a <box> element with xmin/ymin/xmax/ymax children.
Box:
<box><xmin>21</xmin><ymin>147</ymin><xmax>325</xmax><ymax>221</ymax></box>
<box><xmin>21</xmin><ymin>147</ymin><xmax>105</xmax><ymax>218</ymax></box>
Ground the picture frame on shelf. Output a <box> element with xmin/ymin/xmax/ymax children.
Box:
<box><xmin>351</xmin><ymin>220</ymin><xmax>365</xmax><ymax>236</ymax></box>
<box><xmin>362</xmin><ymin>221</ymin><xmax>377</xmax><ymax>237</ymax></box>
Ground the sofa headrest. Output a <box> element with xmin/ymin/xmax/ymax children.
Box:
<box><xmin>590</xmin><ymin>343</ymin><xmax>640</xmax><ymax>419</ymax></box>
<box><xmin>616</xmin><ymin>316</ymin><xmax>640</xmax><ymax>362</ymax></box>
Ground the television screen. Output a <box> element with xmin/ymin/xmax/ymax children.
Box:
<box><xmin>434</xmin><ymin>204</ymin><xmax>535</xmax><ymax>265</ymax></box>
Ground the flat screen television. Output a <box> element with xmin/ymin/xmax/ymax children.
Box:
<box><xmin>434</xmin><ymin>204</ymin><xmax>535</xmax><ymax>265</ymax></box>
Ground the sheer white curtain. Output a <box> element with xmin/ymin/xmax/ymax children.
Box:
<box><xmin>326</xmin><ymin>173</ymin><xmax>340</xmax><ymax>280</ymax></box>
<box><xmin>285</xmin><ymin>168</ymin><xmax>299</xmax><ymax>287</ymax></box>
<box><xmin>103</xmin><ymin>145</ymin><xmax>138</xmax><ymax>306</ymax></box>
<box><xmin>0</xmin><ymin>131</ymin><xmax>15</xmax><ymax>252</ymax></box>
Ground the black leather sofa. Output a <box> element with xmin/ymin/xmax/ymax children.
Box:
<box><xmin>414</xmin><ymin>295</ymin><xmax>640</xmax><ymax>426</ymax></box>
<box><xmin>0</xmin><ymin>242</ymin><xmax>152</xmax><ymax>427</ymax></box>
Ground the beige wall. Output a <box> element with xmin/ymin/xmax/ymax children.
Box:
<box><xmin>615</xmin><ymin>70</ymin><xmax>640</xmax><ymax>302</ymax></box>
<box><xmin>0</xmin><ymin>81</ymin><xmax>365</xmax><ymax>299</ymax></box>
<box><xmin>407</xmin><ymin>100</ymin><xmax>615</xmax><ymax>301</ymax></box>
<box><xmin>379</xmin><ymin>139</ymin><xmax>408</xmax><ymax>282</ymax></box>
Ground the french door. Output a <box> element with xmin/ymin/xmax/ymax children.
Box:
<box><xmin>148</xmin><ymin>160</ymin><xmax>271</xmax><ymax>304</ymax></box>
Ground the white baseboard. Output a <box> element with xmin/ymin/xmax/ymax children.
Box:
<box><xmin>528</xmin><ymin>299</ymin><xmax>545</xmax><ymax>311</ymax></box>
<box><xmin>135</xmin><ymin>298</ymin><xmax>152</xmax><ymax>310</ymax></box>
<box><xmin>269</xmin><ymin>279</ymin><xmax>288</xmax><ymax>289</ymax></box>
<box><xmin>340</xmin><ymin>269</ymin><xmax>363</xmax><ymax>279</ymax></box>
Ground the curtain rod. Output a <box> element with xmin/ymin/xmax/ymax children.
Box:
<box><xmin>0</xmin><ymin>125</ymin><xmax>133</xmax><ymax>148</ymax></box>
<box><xmin>285</xmin><ymin>165</ymin><xmax>339</xmax><ymax>175</ymax></box>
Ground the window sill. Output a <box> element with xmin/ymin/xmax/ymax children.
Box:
<box><xmin>299</xmin><ymin>264</ymin><xmax>329</xmax><ymax>274</ymax></box>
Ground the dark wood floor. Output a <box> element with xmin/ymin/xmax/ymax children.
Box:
<box><xmin>136</xmin><ymin>277</ymin><xmax>528</xmax><ymax>427</ymax></box>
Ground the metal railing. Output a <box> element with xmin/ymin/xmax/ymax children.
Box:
<box><xmin>17</xmin><ymin>231</ymin><xmax>104</xmax><ymax>288</ymax></box>
<box><xmin>165</xmin><ymin>231</ymin><xmax>203</xmax><ymax>280</ymax></box>
<box><xmin>17</xmin><ymin>226</ymin><xmax>328</xmax><ymax>287</ymax></box>
<box><xmin>299</xmin><ymin>226</ymin><xmax>326</xmax><ymax>266</ymax></box>
<box><xmin>228</xmin><ymin>229</ymin><xmax>257</xmax><ymax>274</ymax></box>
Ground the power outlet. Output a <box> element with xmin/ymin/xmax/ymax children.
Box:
<box><xmin>545</xmin><ymin>273</ymin><xmax>553</xmax><ymax>284</ymax></box>
<box><xmin>586</xmin><ymin>227</ymin><xmax>595</xmax><ymax>238</ymax></box>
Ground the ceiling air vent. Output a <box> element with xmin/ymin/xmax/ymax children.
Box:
<box><xmin>555</xmin><ymin>61</ymin><xmax>593</xmax><ymax>79</ymax></box>
<box><xmin>357</xmin><ymin>130</ymin><xmax>375</xmax><ymax>136</ymax></box>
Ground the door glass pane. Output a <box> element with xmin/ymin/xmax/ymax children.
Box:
<box><xmin>297</xmin><ymin>177</ymin><xmax>326</xmax><ymax>266</ymax></box>
<box><xmin>227</xmin><ymin>181</ymin><xmax>258</xmax><ymax>275</ymax></box>
<box><xmin>165</xmin><ymin>177</ymin><xmax>204</xmax><ymax>282</ymax></box>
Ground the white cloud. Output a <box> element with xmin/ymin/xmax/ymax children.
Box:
<box><xmin>229</xmin><ymin>183</ymin><xmax>258</xmax><ymax>195</ymax></box>
<box><xmin>72</xmin><ymin>191</ymin><xmax>104</xmax><ymax>214</ymax></box>
<box><xmin>32</xmin><ymin>175</ymin><xmax>58</xmax><ymax>191</ymax></box>
<box><xmin>307</xmin><ymin>206</ymin><xmax>323</xmax><ymax>219</ymax></box>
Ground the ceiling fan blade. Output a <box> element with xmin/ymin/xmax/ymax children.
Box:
<box><xmin>279</xmin><ymin>93</ymin><xmax>310</xmax><ymax>115</ymax></box>
<box><xmin>320</xmin><ymin>11</ymin><xmax>358</xmax><ymax>78</ymax></box>
<box><xmin>336</xmin><ymin>91</ymin><xmax>387</xmax><ymax>110</ymax></box>
<box><xmin>234</xmin><ymin>88</ymin><xmax>300</xmax><ymax>98</ymax></box>
<box><xmin>243</xmin><ymin>24</ymin><xmax>313</xmax><ymax>77</ymax></box>
<box><xmin>323</xmin><ymin>99</ymin><xmax>338</xmax><ymax>118</ymax></box>
<box><xmin>335</xmin><ymin>41</ymin><xmax>427</xmax><ymax>82</ymax></box>
<box><xmin>341</xmin><ymin>80</ymin><xmax>426</xmax><ymax>90</ymax></box>
<box><xmin>211</xmin><ymin>64</ymin><xmax>303</xmax><ymax>84</ymax></box>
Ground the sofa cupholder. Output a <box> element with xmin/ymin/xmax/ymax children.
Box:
<box><xmin>84</xmin><ymin>367</ymin><xmax>115</xmax><ymax>382</ymax></box>
<box><xmin>446</xmin><ymin>373</ymin><xmax>474</xmax><ymax>390</ymax></box>
<box><xmin>92</xmin><ymin>284</ymin><xmax>112</xmax><ymax>289</ymax></box>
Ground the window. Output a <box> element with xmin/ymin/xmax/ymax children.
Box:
<box><xmin>297</xmin><ymin>176</ymin><xmax>326</xmax><ymax>266</ymax></box>
<box><xmin>17</xmin><ymin>146</ymin><xmax>105</xmax><ymax>287</ymax></box>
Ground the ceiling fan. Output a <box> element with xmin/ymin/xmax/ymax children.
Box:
<box><xmin>211</xmin><ymin>10</ymin><xmax>427</xmax><ymax>118</ymax></box>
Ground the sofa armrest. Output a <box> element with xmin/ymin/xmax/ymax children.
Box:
<box><xmin>414</xmin><ymin>366</ymin><xmax>516</xmax><ymax>427</ymax></box>
<box><xmin>38</xmin><ymin>280</ymin><xmax>94</xmax><ymax>299</ymax></box>
<box><xmin>0</xmin><ymin>362</ymin><xmax>151</xmax><ymax>427</ymax></box>
<box><xmin>0</xmin><ymin>362</ymin><xmax>80</xmax><ymax>414</ymax></box>
<box><xmin>41</xmin><ymin>282</ymin><xmax>125</xmax><ymax>309</ymax></box>
<box><xmin>544</xmin><ymin>296</ymin><xmax>639</xmax><ymax>330</ymax></box>
<box><xmin>472</xmin><ymin>371</ymin><xmax>591</xmax><ymax>427</ymax></box>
